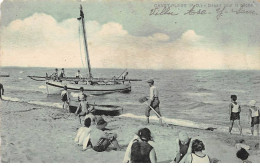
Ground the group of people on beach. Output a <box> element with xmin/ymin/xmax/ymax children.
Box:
<box><xmin>229</xmin><ymin>95</ymin><xmax>260</xmax><ymax>136</ymax></box>
<box><xmin>66</xmin><ymin>79</ymin><xmax>213</xmax><ymax>163</ymax></box>
<box><xmin>59</xmin><ymin>76</ymin><xmax>259</xmax><ymax>163</ymax></box>
<box><xmin>74</xmin><ymin>115</ymin><xmax>212</xmax><ymax>163</ymax></box>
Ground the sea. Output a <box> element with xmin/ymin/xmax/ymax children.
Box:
<box><xmin>1</xmin><ymin>67</ymin><xmax>260</xmax><ymax>134</ymax></box>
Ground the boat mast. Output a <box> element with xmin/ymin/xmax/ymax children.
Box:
<box><xmin>79</xmin><ymin>5</ymin><xmax>92</xmax><ymax>79</ymax></box>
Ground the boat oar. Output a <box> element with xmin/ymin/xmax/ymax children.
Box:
<box><xmin>138</xmin><ymin>97</ymin><xmax>170</xmax><ymax>126</ymax></box>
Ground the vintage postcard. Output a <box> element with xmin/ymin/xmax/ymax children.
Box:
<box><xmin>0</xmin><ymin>0</ymin><xmax>260</xmax><ymax>163</ymax></box>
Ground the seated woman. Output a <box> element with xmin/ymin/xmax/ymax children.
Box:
<box><xmin>74</xmin><ymin>118</ymin><xmax>92</xmax><ymax>150</ymax></box>
<box><xmin>173</xmin><ymin>131</ymin><xmax>192</xmax><ymax>163</ymax></box>
<box><xmin>89</xmin><ymin>127</ymin><xmax>121</xmax><ymax>152</ymax></box>
<box><xmin>123</xmin><ymin>128</ymin><xmax>157</xmax><ymax>163</ymax></box>
<box><xmin>184</xmin><ymin>139</ymin><xmax>210</xmax><ymax>163</ymax></box>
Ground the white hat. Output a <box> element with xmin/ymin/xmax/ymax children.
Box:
<box><xmin>179</xmin><ymin>131</ymin><xmax>189</xmax><ymax>142</ymax></box>
<box><xmin>249</xmin><ymin>100</ymin><xmax>256</xmax><ymax>106</ymax></box>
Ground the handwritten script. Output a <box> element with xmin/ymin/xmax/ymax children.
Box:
<box><xmin>149</xmin><ymin>4</ymin><xmax>258</xmax><ymax>20</ymax></box>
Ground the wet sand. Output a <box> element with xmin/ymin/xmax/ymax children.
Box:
<box><xmin>0</xmin><ymin>100</ymin><xmax>259</xmax><ymax>163</ymax></box>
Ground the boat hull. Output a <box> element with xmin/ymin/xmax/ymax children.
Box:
<box><xmin>69</xmin><ymin>100</ymin><xmax>123</xmax><ymax>116</ymax></box>
<box><xmin>46</xmin><ymin>80</ymin><xmax>131</xmax><ymax>95</ymax></box>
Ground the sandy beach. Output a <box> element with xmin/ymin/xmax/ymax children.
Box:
<box><xmin>0</xmin><ymin>100</ymin><xmax>259</xmax><ymax>163</ymax></box>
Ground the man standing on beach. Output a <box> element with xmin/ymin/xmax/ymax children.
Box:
<box><xmin>0</xmin><ymin>83</ymin><xmax>4</xmax><ymax>100</ymax></box>
<box><xmin>145</xmin><ymin>79</ymin><xmax>162</xmax><ymax>125</ymax></box>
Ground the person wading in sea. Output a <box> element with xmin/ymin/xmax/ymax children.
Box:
<box><xmin>61</xmin><ymin>86</ymin><xmax>70</xmax><ymax>111</ymax></box>
<box><xmin>0</xmin><ymin>83</ymin><xmax>4</xmax><ymax>100</ymax></box>
<box><xmin>145</xmin><ymin>79</ymin><xmax>162</xmax><ymax>125</ymax></box>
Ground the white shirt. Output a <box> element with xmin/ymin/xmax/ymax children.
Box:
<box><xmin>191</xmin><ymin>153</ymin><xmax>210</xmax><ymax>163</ymax></box>
<box><xmin>61</xmin><ymin>90</ymin><xmax>68</xmax><ymax>97</ymax></box>
<box><xmin>74</xmin><ymin>127</ymin><xmax>91</xmax><ymax>145</ymax></box>
<box><xmin>231</xmin><ymin>103</ymin><xmax>240</xmax><ymax>113</ymax></box>
<box><xmin>150</xmin><ymin>85</ymin><xmax>159</xmax><ymax>100</ymax></box>
<box><xmin>75</xmin><ymin>72</ymin><xmax>82</xmax><ymax>78</ymax></box>
<box><xmin>250</xmin><ymin>107</ymin><xmax>259</xmax><ymax>117</ymax></box>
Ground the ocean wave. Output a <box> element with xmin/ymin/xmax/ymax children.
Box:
<box><xmin>38</xmin><ymin>85</ymin><xmax>46</xmax><ymax>89</ymax></box>
<box><xmin>2</xmin><ymin>96</ymin><xmax>22</xmax><ymax>102</ymax></box>
<box><xmin>185</xmin><ymin>102</ymin><xmax>213</xmax><ymax>109</ymax></box>
<box><xmin>119</xmin><ymin>113</ymin><xmax>252</xmax><ymax>135</ymax></box>
<box><xmin>2</xmin><ymin>96</ymin><xmax>62</xmax><ymax>109</ymax></box>
<box><xmin>185</xmin><ymin>92</ymin><xmax>214</xmax><ymax>97</ymax></box>
<box><xmin>5</xmin><ymin>86</ymin><xmax>46</xmax><ymax>94</ymax></box>
<box><xmin>18</xmin><ymin>78</ymin><xmax>23</xmax><ymax>80</ymax></box>
<box><xmin>196</xmin><ymin>88</ymin><xmax>212</xmax><ymax>93</ymax></box>
<box><xmin>120</xmin><ymin>113</ymin><xmax>217</xmax><ymax>130</ymax></box>
<box><xmin>28</xmin><ymin>101</ymin><xmax>63</xmax><ymax>109</ymax></box>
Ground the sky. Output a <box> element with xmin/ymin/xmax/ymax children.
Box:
<box><xmin>0</xmin><ymin>0</ymin><xmax>260</xmax><ymax>69</ymax></box>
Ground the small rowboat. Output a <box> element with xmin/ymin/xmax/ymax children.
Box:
<box><xmin>0</xmin><ymin>74</ymin><xmax>10</xmax><ymax>77</ymax></box>
<box><xmin>69</xmin><ymin>100</ymin><xmax>123</xmax><ymax>116</ymax></box>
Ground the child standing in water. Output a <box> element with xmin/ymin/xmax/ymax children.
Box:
<box><xmin>229</xmin><ymin>95</ymin><xmax>242</xmax><ymax>135</ymax></box>
<box><xmin>248</xmin><ymin>100</ymin><xmax>259</xmax><ymax>136</ymax></box>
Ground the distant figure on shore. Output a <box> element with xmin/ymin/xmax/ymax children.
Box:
<box><xmin>75</xmin><ymin>70</ymin><xmax>83</xmax><ymax>84</ymax></box>
<box><xmin>0</xmin><ymin>83</ymin><xmax>4</xmax><ymax>100</ymax></box>
<box><xmin>74</xmin><ymin>118</ymin><xmax>92</xmax><ymax>151</ymax></box>
<box><xmin>61</xmin><ymin>86</ymin><xmax>70</xmax><ymax>111</ymax></box>
<box><xmin>173</xmin><ymin>131</ymin><xmax>192</xmax><ymax>163</ymax></box>
<box><xmin>236</xmin><ymin>148</ymin><xmax>252</xmax><ymax>163</ymax></box>
<box><xmin>59</xmin><ymin>68</ymin><xmax>66</xmax><ymax>78</ymax></box>
<box><xmin>123</xmin><ymin>128</ymin><xmax>157</xmax><ymax>163</ymax></box>
<box><xmin>229</xmin><ymin>95</ymin><xmax>242</xmax><ymax>135</ymax></box>
<box><xmin>89</xmin><ymin>126</ymin><xmax>121</xmax><ymax>152</ymax></box>
<box><xmin>248</xmin><ymin>100</ymin><xmax>259</xmax><ymax>136</ymax></box>
<box><xmin>51</xmin><ymin>68</ymin><xmax>59</xmax><ymax>81</ymax></box>
<box><xmin>184</xmin><ymin>139</ymin><xmax>210</xmax><ymax>163</ymax></box>
<box><xmin>75</xmin><ymin>87</ymin><xmax>88</xmax><ymax>124</ymax></box>
<box><xmin>145</xmin><ymin>79</ymin><xmax>162</xmax><ymax>125</ymax></box>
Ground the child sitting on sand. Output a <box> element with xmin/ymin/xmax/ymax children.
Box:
<box><xmin>184</xmin><ymin>139</ymin><xmax>210</xmax><ymax>163</ymax></box>
<box><xmin>248</xmin><ymin>100</ymin><xmax>260</xmax><ymax>136</ymax></box>
<box><xmin>74</xmin><ymin>118</ymin><xmax>92</xmax><ymax>150</ymax></box>
<box><xmin>229</xmin><ymin>95</ymin><xmax>242</xmax><ymax>135</ymax></box>
<box><xmin>173</xmin><ymin>131</ymin><xmax>192</xmax><ymax>163</ymax></box>
<box><xmin>123</xmin><ymin>128</ymin><xmax>157</xmax><ymax>163</ymax></box>
<box><xmin>84</xmin><ymin>106</ymin><xmax>108</xmax><ymax>130</ymax></box>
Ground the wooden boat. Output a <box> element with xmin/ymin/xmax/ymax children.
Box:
<box><xmin>0</xmin><ymin>74</ymin><xmax>10</xmax><ymax>77</ymax></box>
<box><xmin>46</xmin><ymin>80</ymin><xmax>131</xmax><ymax>95</ymax></box>
<box><xmin>69</xmin><ymin>100</ymin><xmax>123</xmax><ymax>116</ymax></box>
<box><xmin>28</xmin><ymin>5</ymin><xmax>141</xmax><ymax>95</ymax></box>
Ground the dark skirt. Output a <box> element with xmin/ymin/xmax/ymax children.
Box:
<box><xmin>230</xmin><ymin>112</ymin><xmax>240</xmax><ymax>121</ymax></box>
<box><xmin>251</xmin><ymin>116</ymin><xmax>260</xmax><ymax>127</ymax></box>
